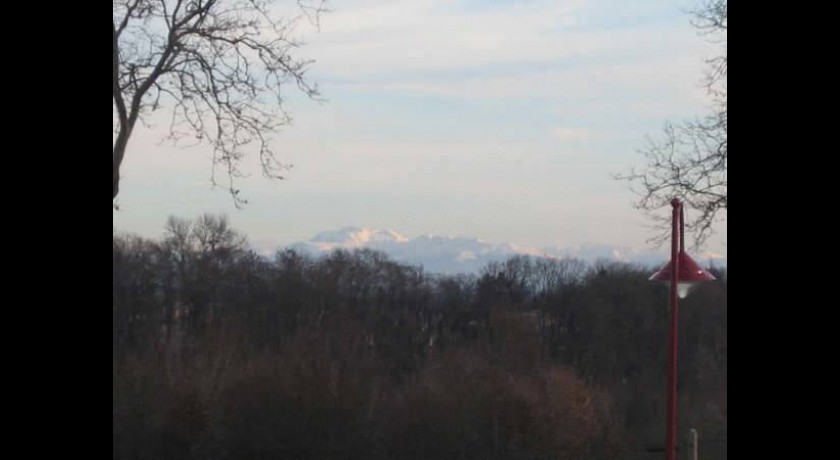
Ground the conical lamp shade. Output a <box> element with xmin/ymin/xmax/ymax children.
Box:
<box><xmin>650</xmin><ymin>252</ymin><xmax>716</xmax><ymax>298</ymax></box>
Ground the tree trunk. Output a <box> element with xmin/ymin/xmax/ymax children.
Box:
<box><xmin>113</xmin><ymin>163</ymin><xmax>120</xmax><ymax>199</ymax></box>
<box><xmin>113</xmin><ymin>124</ymin><xmax>132</xmax><ymax>200</ymax></box>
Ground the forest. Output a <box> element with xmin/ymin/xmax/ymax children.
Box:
<box><xmin>113</xmin><ymin>215</ymin><xmax>727</xmax><ymax>459</ymax></box>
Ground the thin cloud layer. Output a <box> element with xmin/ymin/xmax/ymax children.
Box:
<box><xmin>114</xmin><ymin>0</ymin><xmax>726</xmax><ymax>257</ymax></box>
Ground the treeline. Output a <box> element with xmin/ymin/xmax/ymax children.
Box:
<box><xmin>113</xmin><ymin>215</ymin><xmax>727</xmax><ymax>460</ymax></box>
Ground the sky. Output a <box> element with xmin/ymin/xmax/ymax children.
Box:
<box><xmin>113</xmin><ymin>0</ymin><xmax>727</xmax><ymax>258</ymax></box>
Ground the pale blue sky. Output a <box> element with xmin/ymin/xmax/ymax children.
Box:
<box><xmin>113</xmin><ymin>0</ymin><xmax>726</xmax><ymax>257</ymax></box>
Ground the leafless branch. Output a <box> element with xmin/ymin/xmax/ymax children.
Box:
<box><xmin>113</xmin><ymin>0</ymin><xmax>325</xmax><ymax>204</ymax></box>
<box><xmin>617</xmin><ymin>0</ymin><xmax>726</xmax><ymax>249</ymax></box>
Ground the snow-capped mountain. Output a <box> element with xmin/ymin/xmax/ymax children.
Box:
<box><xmin>307</xmin><ymin>227</ymin><xmax>409</xmax><ymax>248</ymax></box>
<box><xmin>285</xmin><ymin>227</ymin><xmax>727</xmax><ymax>274</ymax></box>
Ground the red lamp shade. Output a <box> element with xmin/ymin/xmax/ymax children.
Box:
<box><xmin>650</xmin><ymin>252</ymin><xmax>716</xmax><ymax>298</ymax></box>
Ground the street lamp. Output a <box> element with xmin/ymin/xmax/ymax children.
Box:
<box><xmin>649</xmin><ymin>198</ymin><xmax>715</xmax><ymax>460</ymax></box>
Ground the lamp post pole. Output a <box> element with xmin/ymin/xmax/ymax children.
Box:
<box><xmin>665</xmin><ymin>197</ymin><xmax>681</xmax><ymax>460</ymax></box>
<box><xmin>649</xmin><ymin>198</ymin><xmax>715</xmax><ymax>460</ymax></box>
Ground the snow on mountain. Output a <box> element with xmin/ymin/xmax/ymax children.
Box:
<box><xmin>310</xmin><ymin>226</ymin><xmax>409</xmax><ymax>246</ymax></box>
<box><xmin>289</xmin><ymin>229</ymin><xmax>513</xmax><ymax>273</ymax></box>
<box><xmin>284</xmin><ymin>227</ymin><xmax>727</xmax><ymax>274</ymax></box>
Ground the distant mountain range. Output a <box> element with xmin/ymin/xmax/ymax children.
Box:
<box><xmin>281</xmin><ymin>226</ymin><xmax>727</xmax><ymax>275</ymax></box>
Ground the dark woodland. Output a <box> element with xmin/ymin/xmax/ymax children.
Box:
<box><xmin>114</xmin><ymin>215</ymin><xmax>727</xmax><ymax>459</ymax></box>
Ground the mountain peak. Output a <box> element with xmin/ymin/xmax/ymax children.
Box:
<box><xmin>310</xmin><ymin>226</ymin><xmax>408</xmax><ymax>246</ymax></box>
<box><xmin>290</xmin><ymin>226</ymin><xmax>725</xmax><ymax>274</ymax></box>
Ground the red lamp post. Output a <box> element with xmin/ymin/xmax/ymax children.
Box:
<box><xmin>649</xmin><ymin>198</ymin><xmax>716</xmax><ymax>460</ymax></box>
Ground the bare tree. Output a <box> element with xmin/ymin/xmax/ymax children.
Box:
<box><xmin>113</xmin><ymin>0</ymin><xmax>326</xmax><ymax>207</ymax></box>
<box><xmin>617</xmin><ymin>0</ymin><xmax>726</xmax><ymax>248</ymax></box>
